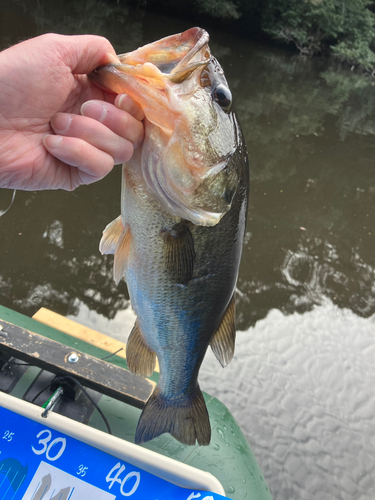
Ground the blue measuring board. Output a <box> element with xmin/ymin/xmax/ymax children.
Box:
<box><xmin>0</xmin><ymin>405</ymin><xmax>230</xmax><ymax>500</ymax></box>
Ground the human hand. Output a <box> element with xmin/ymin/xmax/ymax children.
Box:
<box><xmin>0</xmin><ymin>34</ymin><xmax>144</xmax><ymax>191</ymax></box>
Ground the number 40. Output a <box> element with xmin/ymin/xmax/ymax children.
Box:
<box><xmin>106</xmin><ymin>462</ymin><xmax>140</xmax><ymax>497</ymax></box>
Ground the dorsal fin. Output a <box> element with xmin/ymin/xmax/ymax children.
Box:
<box><xmin>126</xmin><ymin>320</ymin><xmax>156</xmax><ymax>377</ymax></box>
<box><xmin>162</xmin><ymin>220</ymin><xmax>195</xmax><ymax>284</ymax></box>
<box><xmin>210</xmin><ymin>295</ymin><xmax>236</xmax><ymax>367</ymax></box>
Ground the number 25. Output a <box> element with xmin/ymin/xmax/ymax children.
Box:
<box><xmin>2</xmin><ymin>431</ymin><xmax>14</xmax><ymax>442</ymax></box>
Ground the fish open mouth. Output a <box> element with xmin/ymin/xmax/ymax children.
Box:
<box><xmin>117</xmin><ymin>27</ymin><xmax>210</xmax><ymax>83</ymax></box>
<box><xmin>89</xmin><ymin>27</ymin><xmax>211</xmax><ymax>122</ymax></box>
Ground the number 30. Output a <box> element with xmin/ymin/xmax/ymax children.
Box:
<box><xmin>31</xmin><ymin>430</ymin><xmax>66</xmax><ymax>461</ymax></box>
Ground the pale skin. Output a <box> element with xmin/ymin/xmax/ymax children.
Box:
<box><xmin>0</xmin><ymin>33</ymin><xmax>144</xmax><ymax>191</ymax></box>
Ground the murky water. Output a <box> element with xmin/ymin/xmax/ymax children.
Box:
<box><xmin>1</xmin><ymin>1</ymin><xmax>375</xmax><ymax>499</ymax></box>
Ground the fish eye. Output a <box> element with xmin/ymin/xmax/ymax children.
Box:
<box><xmin>213</xmin><ymin>84</ymin><xmax>232</xmax><ymax>109</ymax></box>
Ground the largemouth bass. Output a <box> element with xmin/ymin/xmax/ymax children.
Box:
<box><xmin>89</xmin><ymin>27</ymin><xmax>249</xmax><ymax>446</ymax></box>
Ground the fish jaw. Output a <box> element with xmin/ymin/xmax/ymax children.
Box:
<box><xmin>89</xmin><ymin>27</ymin><xmax>240</xmax><ymax>227</ymax></box>
<box><xmin>117</xmin><ymin>27</ymin><xmax>210</xmax><ymax>84</ymax></box>
<box><xmin>88</xmin><ymin>27</ymin><xmax>210</xmax><ymax>133</ymax></box>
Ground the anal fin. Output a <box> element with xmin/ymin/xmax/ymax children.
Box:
<box><xmin>134</xmin><ymin>385</ymin><xmax>210</xmax><ymax>446</ymax></box>
<box><xmin>210</xmin><ymin>295</ymin><xmax>236</xmax><ymax>367</ymax></box>
<box><xmin>126</xmin><ymin>320</ymin><xmax>156</xmax><ymax>377</ymax></box>
<box><xmin>162</xmin><ymin>220</ymin><xmax>195</xmax><ymax>284</ymax></box>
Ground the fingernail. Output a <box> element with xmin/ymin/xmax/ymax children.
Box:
<box><xmin>105</xmin><ymin>52</ymin><xmax>121</xmax><ymax>64</ymax></box>
<box><xmin>116</xmin><ymin>94</ymin><xmax>128</xmax><ymax>109</ymax></box>
<box><xmin>51</xmin><ymin>113</ymin><xmax>73</xmax><ymax>134</ymax></box>
<box><xmin>81</xmin><ymin>101</ymin><xmax>108</xmax><ymax>123</ymax></box>
<box><xmin>116</xmin><ymin>94</ymin><xmax>144</xmax><ymax>121</ymax></box>
<box><xmin>43</xmin><ymin>135</ymin><xmax>63</xmax><ymax>149</ymax></box>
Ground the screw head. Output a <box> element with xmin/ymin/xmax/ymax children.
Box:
<box><xmin>68</xmin><ymin>352</ymin><xmax>79</xmax><ymax>363</ymax></box>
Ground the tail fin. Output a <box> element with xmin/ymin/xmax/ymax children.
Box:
<box><xmin>134</xmin><ymin>386</ymin><xmax>211</xmax><ymax>446</ymax></box>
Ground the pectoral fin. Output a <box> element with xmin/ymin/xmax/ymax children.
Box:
<box><xmin>99</xmin><ymin>216</ymin><xmax>132</xmax><ymax>284</ymax></box>
<box><xmin>113</xmin><ymin>225</ymin><xmax>132</xmax><ymax>284</ymax></box>
<box><xmin>99</xmin><ymin>215</ymin><xmax>123</xmax><ymax>255</ymax></box>
<box><xmin>162</xmin><ymin>220</ymin><xmax>195</xmax><ymax>284</ymax></box>
<box><xmin>126</xmin><ymin>320</ymin><xmax>156</xmax><ymax>377</ymax></box>
<box><xmin>210</xmin><ymin>295</ymin><xmax>236</xmax><ymax>367</ymax></box>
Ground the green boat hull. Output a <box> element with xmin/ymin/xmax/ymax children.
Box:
<box><xmin>0</xmin><ymin>304</ymin><xmax>272</xmax><ymax>500</ymax></box>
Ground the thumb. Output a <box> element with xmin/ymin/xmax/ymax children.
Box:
<box><xmin>57</xmin><ymin>34</ymin><xmax>120</xmax><ymax>75</ymax></box>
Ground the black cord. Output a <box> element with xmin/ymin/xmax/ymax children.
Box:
<box><xmin>1</xmin><ymin>348</ymin><xmax>126</xmax><ymax>436</ymax></box>
<box><xmin>0</xmin><ymin>355</ymin><xmax>31</xmax><ymax>366</ymax></box>
<box><xmin>6</xmin><ymin>361</ymin><xmax>32</xmax><ymax>366</ymax></box>
<box><xmin>51</xmin><ymin>376</ymin><xmax>112</xmax><ymax>435</ymax></box>
<box><xmin>30</xmin><ymin>375</ymin><xmax>112</xmax><ymax>435</ymax></box>
<box><xmin>100</xmin><ymin>347</ymin><xmax>124</xmax><ymax>361</ymax></box>
<box><xmin>30</xmin><ymin>382</ymin><xmax>56</xmax><ymax>404</ymax></box>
